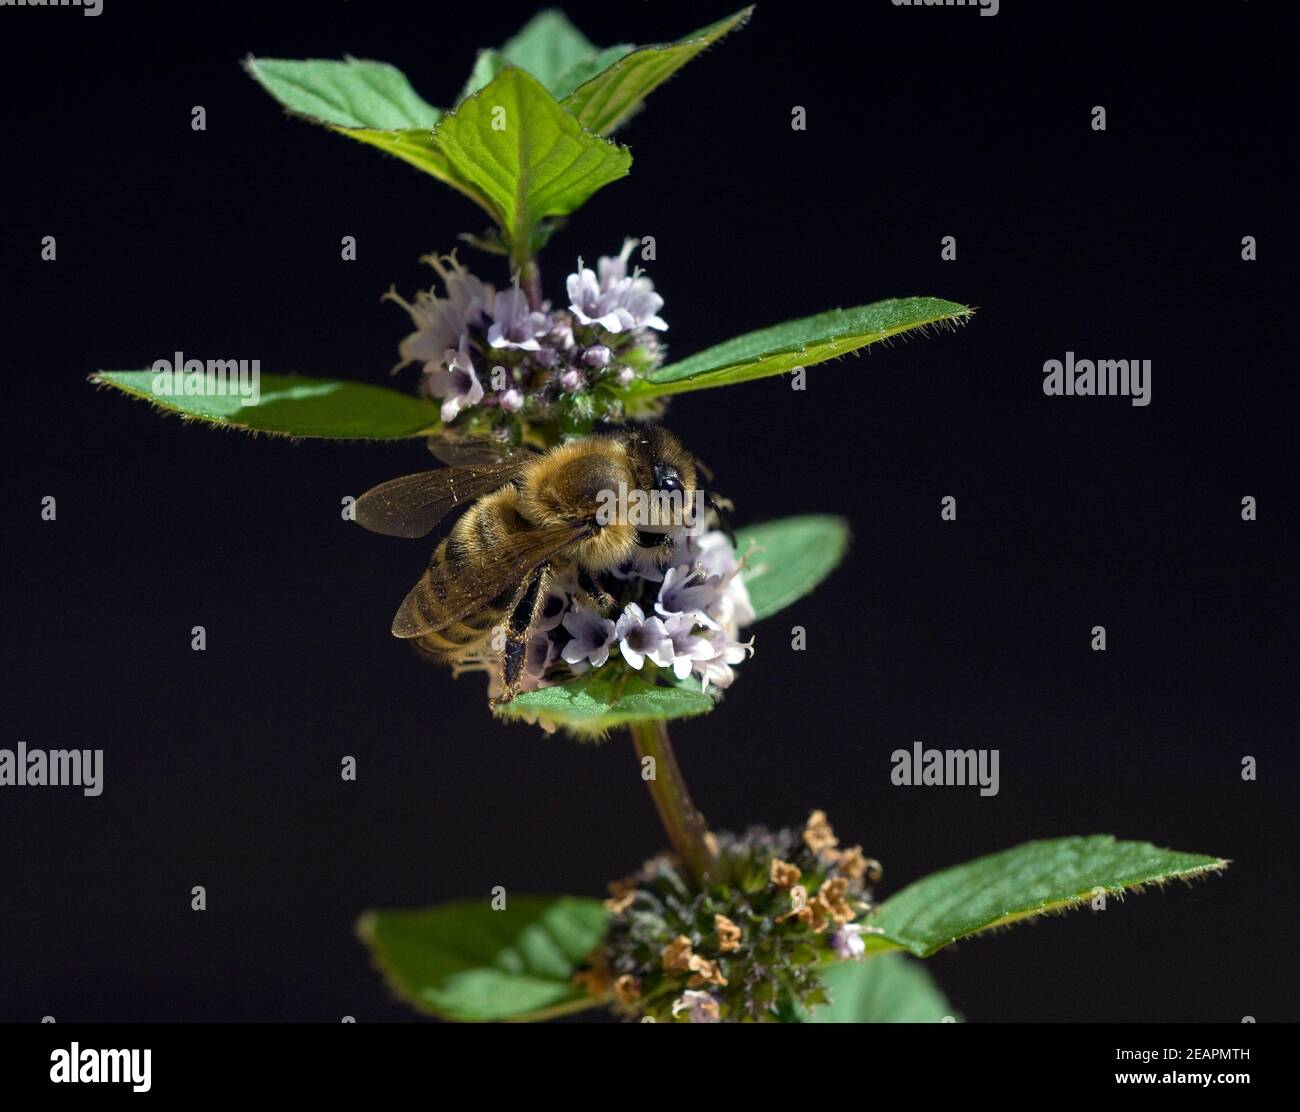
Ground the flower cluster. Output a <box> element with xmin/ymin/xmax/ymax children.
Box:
<box><xmin>482</xmin><ymin>528</ymin><xmax>756</xmax><ymax>709</ymax></box>
<box><xmin>387</xmin><ymin>240</ymin><xmax>668</xmax><ymax>436</ymax></box>
<box><xmin>575</xmin><ymin>811</ymin><xmax>882</xmax><ymax>1022</ymax></box>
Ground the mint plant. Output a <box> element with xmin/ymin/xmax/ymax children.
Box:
<box><xmin>92</xmin><ymin>8</ymin><xmax>1225</xmax><ymax>1022</ymax></box>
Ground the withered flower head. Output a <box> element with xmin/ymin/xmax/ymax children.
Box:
<box><xmin>661</xmin><ymin>934</ymin><xmax>696</xmax><ymax>973</ymax></box>
<box><xmin>601</xmin><ymin>817</ymin><xmax>880</xmax><ymax>1022</ymax></box>
<box><xmin>770</xmin><ymin>858</ymin><xmax>802</xmax><ymax>888</ymax></box>
<box><xmin>811</xmin><ymin>875</ymin><xmax>856</xmax><ymax>929</ymax></box>
<box><xmin>613</xmin><ymin>973</ymin><xmax>642</xmax><ymax>1007</ymax></box>
<box><xmin>803</xmin><ymin>809</ymin><xmax>839</xmax><ymax>855</ymax></box>
<box><xmin>714</xmin><ymin>913</ymin><xmax>742</xmax><ymax>952</ymax></box>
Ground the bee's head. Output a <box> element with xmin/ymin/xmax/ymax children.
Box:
<box><xmin>619</xmin><ymin>425</ymin><xmax>700</xmax><ymax>552</ymax></box>
<box><xmin>621</xmin><ymin>425</ymin><xmax>696</xmax><ymax>501</ymax></box>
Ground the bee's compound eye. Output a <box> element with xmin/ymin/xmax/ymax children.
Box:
<box><xmin>653</xmin><ymin>464</ymin><xmax>683</xmax><ymax>495</ymax></box>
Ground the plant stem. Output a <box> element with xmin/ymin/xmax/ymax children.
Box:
<box><xmin>519</xmin><ymin>257</ymin><xmax>543</xmax><ymax>311</ymax></box>
<box><xmin>628</xmin><ymin>719</ymin><xmax>719</xmax><ymax>889</ymax></box>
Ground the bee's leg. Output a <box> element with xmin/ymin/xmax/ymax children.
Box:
<box><xmin>575</xmin><ymin>566</ymin><xmax>615</xmax><ymax>612</ymax></box>
<box><xmin>706</xmin><ymin>492</ymin><xmax>737</xmax><ymax>548</ymax></box>
<box><xmin>495</xmin><ymin>564</ymin><xmax>549</xmax><ymax>705</ymax></box>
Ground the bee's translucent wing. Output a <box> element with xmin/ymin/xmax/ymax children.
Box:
<box><xmin>392</xmin><ymin>522</ymin><xmax>589</xmax><ymax>637</ymax></box>
<box><xmin>353</xmin><ymin>458</ymin><xmax>527</xmax><ymax>539</ymax></box>
<box><xmin>425</xmin><ymin>435</ymin><xmax>536</xmax><ymax>468</ymax></box>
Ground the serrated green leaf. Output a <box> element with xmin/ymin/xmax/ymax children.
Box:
<box><xmin>497</xmin><ymin>670</ymin><xmax>715</xmax><ymax>733</ymax></box>
<box><xmin>459</xmin><ymin>48</ymin><xmax>509</xmax><ymax>103</ymax></box>
<box><xmin>464</xmin><ymin>45</ymin><xmax>636</xmax><ymax>105</ymax></box>
<box><xmin>632</xmin><ymin>297</ymin><xmax>973</xmax><ymax>398</ymax></box>
<box><xmin>432</xmin><ymin>67</ymin><xmax>631</xmax><ymax>265</ymax></box>
<box><xmin>494</xmin><ymin>10</ymin><xmax>598</xmax><ymax>93</ymax></box>
<box><xmin>92</xmin><ymin>370</ymin><xmax>440</xmax><ymax>440</ymax></box>
<box><xmin>552</xmin><ymin>45</ymin><xmax>636</xmax><ymax>101</ymax></box>
<box><xmin>866</xmin><ymin>836</ymin><xmax>1228</xmax><ymax>959</ymax></box>
<box><xmin>358</xmin><ymin>896</ymin><xmax>608</xmax><ymax>1022</ymax></box>
<box><xmin>243</xmin><ymin>56</ymin><xmax>442</xmax><ymax>128</ymax></box>
<box><xmin>563</xmin><ymin>7</ymin><xmax>754</xmax><ymax>134</ymax></box>
<box><xmin>736</xmin><ymin>515</ymin><xmax>850</xmax><ymax>621</ymax></box>
<box><xmin>807</xmin><ymin>954</ymin><xmax>958</xmax><ymax>1023</ymax></box>
<box><xmin>242</xmin><ymin>55</ymin><xmax>498</xmax><ymax>215</ymax></box>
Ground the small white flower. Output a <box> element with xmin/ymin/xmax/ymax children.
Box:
<box><xmin>671</xmin><ymin>990</ymin><xmax>720</xmax><ymax>1023</ymax></box>
<box><xmin>830</xmin><ymin>923</ymin><xmax>866</xmax><ymax>960</ymax></box>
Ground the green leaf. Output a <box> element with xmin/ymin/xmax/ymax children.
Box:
<box><xmin>460</xmin><ymin>10</ymin><xmax>619</xmax><ymax>101</ymax></box>
<box><xmin>358</xmin><ymin>896</ymin><xmax>608</xmax><ymax>1022</ymax></box>
<box><xmin>459</xmin><ymin>49</ymin><xmax>509</xmax><ymax>104</ymax></box>
<box><xmin>497</xmin><ymin>670</ymin><xmax>715</xmax><ymax>735</ymax></box>
<box><xmin>866</xmin><ymin>836</ymin><xmax>1228</xmax><ymax>959</ymax></box>
<box><xmin>243</xmin><ymin>56</ymin><xmax>442</xmax><ymax>128</ymax></box>
<box><xmin>432</xmin><ymin>67</ymin><xmax>632</xmax><ymax>264</ymax></box>
<box><xmin>632</xmin><ymin>297</ymin><xmax>973</xmax><ymax>398</ymax></box>
<box><xmin>563</xmin><ymin>7</ymin><xmax>754</xmax><ymax>134</ymax></box>
<box><xmin>736</xmin><ymin>515</ymin><xmax>851</xmax><ymax>622</ymax></box>
<box><xmin>243</xmin><ymin>56</ymin><xmax>500</xmax><ymax>216</ymax></box>
<box><xmin>465</xmin><ymin>45</ymin><xmax>636</xmax><ymax>106</ymax></box>
<box><xmin>808</xmin><ymin>954</ymin><xmax>958</xmax><ymax>1023</ymax></box>
<box><xmin>91</xmin><ymin>371</ymin><xmax>440</xmax><ymax>440</ymax></box>
<box><xmin>552</xmin><ymin>46</ymin><xmax>637</xmax><ymax>101</ymax></box>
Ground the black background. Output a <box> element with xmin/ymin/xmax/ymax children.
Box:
<box><xmin>1</xmin><ymin>0</ymin><xmax>1294</xmax><ymax>1023</ymax></box>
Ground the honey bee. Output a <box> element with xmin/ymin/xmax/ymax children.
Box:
<box><xmin>354</xmin><ymin>426</ymin><xmax>707</xmax><ymax>703</ymax></box>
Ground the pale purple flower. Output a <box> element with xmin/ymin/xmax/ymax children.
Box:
<box><xmin>566</xmin><ymin>242</ymin><xmax>667</xmax><ymax>334</ymax></box>
<box><xmin>389</xmin><ymin>255</ymin><xmax>494</xmax><ymax>376</ymax></box>
<box><xmin>498</xmin><ymin>388</ymin><xmax>524</xmax><ymax>412</ymax></box>
<box><xmin>664</xmin><ymin>533</ymin><xmax>756</xmax><ymax>629</ymax></box>
<box><xmin>391</xmin><ymin>291</ymin><xmax>468</xmax><ymax>374</ymax></box>
<box><xmin>425</xmin><ymin>345</ymin><xmax>484</xmax><ymax>423</ymax></box>
<box><xmin>583</xmin><ymin>344</ymin><xmax>611</xmax><ymax>368</ymax></box>
<box><xmin>535</xmin><ymin>588</ymin><xmax>569</xmax><ymax>632</ymax></box>
<box><xmin>671</xmin><ymin>990</ymin><xmax>720</xmax><ymax>1024</ymax></box>
<box><xmin>525</xmin><ymin>632</ymin><xmax>556</xmax><ymax>678</ymax></box>
<box><xmin>565</xmin><ymin>264</ymin><xmax>614</xmax><ymax>330</ymax></box>
<box><xmin>830</xmin><ymin>923</ymin><xmax>866</xmax><ymax>960</ymax></box>
<box><xmin>549</xmin><ymin>319</ymin><xmax>576</xmax><ymax>351</ymax></box>
<box><xmin>660</xmin><ymin>612</ymin><xmax>717</xmax><ymax>680</ymax></box>
<box><xmin>694</xmin><ymin>533</ymin><xmax>757</xmax><ymax>628</ymax></box>
<box><xmin>614</xmin><ymin>604</ymin><xmax>675</xmax><ymax>670</ymax></box>
<box><xmin>655</xmin><ymin>564</ymin><xmax>721</xmax><ymax>629</ymax></box>
<box><xmin>426</xmin><ymin>253</ymin><xmax>493</xmax><ymax>327</ymax></box>
<box><xmin>615</xmin><ymin>367</ymin><xmax>636</xmax><ymax>386</ymax></box>
<box><xmin>612</xmin><ymin>274</ymin><xmax>668</xmax><ymax>332</ymax></box>
<box><xmin>559</xmin><ymin>368</ymin><xmax>585</xmax><ymax>393</ymax></box>
<box><xmin>487</xmin><ymin>287</ymin><xmax>551</xmax><ymax>351</ymax></box>
<box><xmin>560</xmin><ymin>609</ymin><xmax>616</xmax><ymax>669</ymax></box>
<box><xmin>598</xmin><ymin>238</ymin><xmax>638</xmax><ymax>288</ymax></box>
<box><xmin>691</xmin><ymin>628</ymin><xmax>754</xmax><ymax>692</ymax></box>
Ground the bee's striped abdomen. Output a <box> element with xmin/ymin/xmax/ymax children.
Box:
<box><xmin>407</xmin><ymin>493</ymin><xmax>527</xmax><ymax>665</ymax></box>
